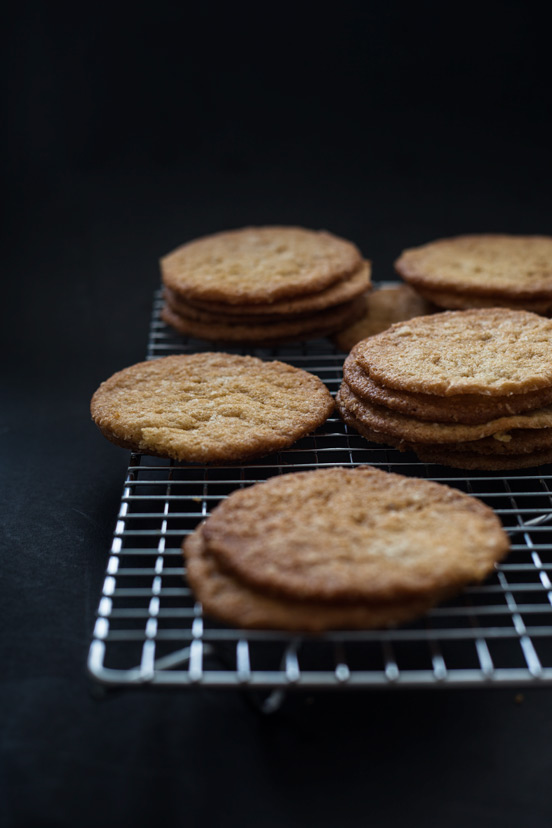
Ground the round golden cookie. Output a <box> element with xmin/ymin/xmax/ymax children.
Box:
<box><xmin>172</xmin><ymin>261</ymin><xmax>371</xmax><ymax>317</ymax></box>
<box><xmin>161</xmin><ymin>226</ymin><xmax>363</xmax><ymax>304</ymax></box>
<box><xmin>165</xmin><ymin>288</ymin><xmax>364</xmax><ymax>327</ymax></box>
<box><xmin>416</xmin><ymin>429</ymin><xmax>552</xmax><ymax>456</ymax></box>
<box><xmin>336</xmin><ymin>382</ymin><xmax>552</xmax><ymax>445</ymax></box>
<box><xmin>342</xmin><ymin>414</ymin><xmax>552</xmax><ymax>455</ymax></box>
<box><xmin>336</xmin><ymin>409</ymin><xmax>552</xmax><ymax>471</ymax></box>
<box><xmin>343</xmin><ymin>347</ymin><xmax>552</xmax><ymax>424</ymax></box>
<box><xmin>164</xmin><ymin>288</ymin><xmax>309</xmax><ymax>324</ymax></box>
<box><xmin>161</xmin><ymin>300</ymin><xmax>362</xmax><ymax>344</ymax></box>
<box><xmin>412</xmin><ymin>445</ymin><xmax>552</xmax><ymax>470</ymax></box>
<box><xmin>395</xmin><ymin>234</ymin><xmax>552</xmax><ymax>300</ymax></box>
<box><xmin>413</xmin><ymin>285</ymin><xmax>552</xmax><ymax>314</ymax></box>
<box><xmin>332</xmin><ymin>284</ymin><xmax>434</xmax><ymax>352</ymax></box>
<box><xmin>200</xmin><ymin>466</ymin><xmax>509</xmax><ymax>603</ymax></box>
<box><xmin>184</xmin><ymin>525</ymin><xmax>444</xmax><ymax>632</ymax></box>
<box><xmin>354</xmin><ymin>308</ymin><xmax>552</xmax><ymax>396</ymax></box>
<box><xmin>90</xmin><ymin>353</ymin><xmax>334</xmax><ymax>463</ymax></box>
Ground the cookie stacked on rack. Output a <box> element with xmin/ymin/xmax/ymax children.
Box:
<box><xmin>160</xmin><ymin>226</ymin><xmax>371</xmax><ymax>344</ymax></box>
<box><xmin>394</xmin><ymin>234</ymin><xmax>552</xmax><ymax>313</ymax></box>
<box><xmin>332</xmin><ymin>283</ymin><xmax>435</xmax><ymax>352</ymax></box>
<box><xmin>183</xmin><ymin>466</ymin><xmax>510</xmax><ymax>631</ymax></box>
<box><xmin>337</xmin><ymin>308</ymin><xmax>552</xmax><ymax>470</ymax></box>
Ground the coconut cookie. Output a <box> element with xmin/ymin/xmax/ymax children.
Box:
<box><xmin>411</xmin><ymin>286</ymin><xmax>552</xmax><ymax>314</ymax></box>
<box><xmin>343</xmin><ymin>347</ymin><xmax>552</xmax><ymax>424</ymax></box>
<box><xmin>337</xmin><ymin>309</ymin><xmax>552</xmax><ymax>470</ymax></box>
<box><xmin>332</xmin><ymin>283</ymin><xmax>435</xmax><ymax>352</ymax></box>
<box><xmin>394</xmin><ymin>234</ymin><xmax>552</xmax><ymax>311</ymax></box>
<box><xmin>161</xmin><ymin>226</ymin><xmax>364</xmax><ymax>304</ymax></box>
<box><xmin>160</xmin><ymin>295</ymin><xmax>364</xmax><ymax>345</ymax></box>
<box><xmin>171</xmin><ymin>261</ymin><xmax>371</xmax><ymax>317</ymax></box>
<box><xmin>91</xmin><ymin>353</ymin><xmax>334</xmax><ymax>464</ymax></box>
<box><xmin>339</xmin><ymin>408</ymin><xmax>552</xmax><ymax>471</ymax></box>
<box><xmin>183</xmin><ymin>466</ymin><xmax>509</xmax><ymax>630</ymax></box>
<box><xmin>413</xmin><ymin>445</ymin><xmax>552</xmax><ymax>471</ymax></box>
<box><xmin>354</xmin><ymin>309</ymin><xmax>552</xmax><ymax>396</ymax></box>
<box><xmin>184</xmin><ymin>526</ymin><xmax>441</xmax><ymax>632</ymax></box>
<box><xmin>337</xmin><ymin>383</ymin><xmax>552</xmax><ymax>445</ymax></box>
<box><xmin>160</xmin><ymin>226</ymin><xmax>371</xmax><ymax>344</ymax></box>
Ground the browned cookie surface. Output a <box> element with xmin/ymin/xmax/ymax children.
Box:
<box><xmin>343</xmin><ymin>347</ymin><xmax>552</xmax><ymax>424</ymax></box>
<box><xmin>161</xmin><ymin>226</ymin><xmax>363</xmax><ymax>304</ymax></box>
<box><xmin>395</xmin><ymin>234</ymin><xmax>552</xmax><ymax>299</ymax></box>
<box><xmin>413</xmin><ymin>445</ymin><xmax>552</xmax><ymax>470</ymax></box>
<box><xmin>200</xmin><ymin>466</ymin><xmax>509</xmax><ymax>603</ymax></box>
<box><xmin>338</xmin><ymin>408</ymin><xmax>552</xmax><ymax>471</ymax></box>
<box><xmin>164</xmin><ymin>288</ymin><xmax>293</xmax><ymax>324</ymax></box>
<box><xmin>412</xmin><ymin>429</ymin><xmax>552</xmax><ymax>456</ymax></box>
<box><xmin>413</xmin><ymin>285</ymin><xmax>552</xmax><ymax>314</ymax></box>
<box><xmin>336</xmin><ymin>382</ymin><xmax>552</xmax><ymax>445</ymax></box>
<box><xmin>340</xmin><ymin>408</ymin><xmax>552</xmax><ymax>455</ymax></box>
<box><xmin>170</xmin><ymin>261</ymin><xmax>371</xmax><ymax>317</ymax></box>
<box><xmin>333</xmin><ymin>284</ymin><xmax>434</xmax><ymax>352</ymax></box>
<box><xmin>184</xmin><ymin>526</ymin><xmax>441</xmax><ymax>632</ymax></box>
<box><xmin>354</xmin><ymin>309</ymin><xmax>552</xmax><ymax>396</ymax></box>
<box><xmin>160</xmin><ymin>295</ymin><xmax>363</xmax><ymax>344</ymax></box>
<box><xmin>91</xmin><ymin>353</ymin><xmax>334</xmax><ymax>463</ymax></box>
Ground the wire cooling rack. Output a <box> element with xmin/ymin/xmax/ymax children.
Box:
<box><xmin>88</xmin><ymin>289</ymin><xmax>552</xmax><ymax>695</ymax></box>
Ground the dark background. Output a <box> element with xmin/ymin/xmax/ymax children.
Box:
<box><xmin>3</xmin><ymin>3</ymin><xmax>552</xmax><ymax>826</ymax></box>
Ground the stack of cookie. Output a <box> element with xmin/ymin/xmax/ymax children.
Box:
<box><xmin>160</xmin><ymin>226</ymin><xmax>371</xmax><ymax>344</ymax></box>
<box><xmin>337</xmin><ymin>308</ymin><xmax>552</xmax><ymax>470</ymax></box>
<box><xmin>394</xmin><ymin>234</ymin><xmax>552</xmax><ymax>313</ymax></box>
<box><xmin>183</xmin><ymin>466</ymin><xmax>509</xmax><ymax>631</ymax></box>
<box><xmin>332</xmin><ymin>283</ymin><xmax>435</xmax><ymax>352</ymax></box>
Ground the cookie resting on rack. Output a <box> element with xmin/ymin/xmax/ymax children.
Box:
<box><xmin>394</xmin><ymin>234</ymin><xmax>552</xmax><ymax>312</ymax></box>
<box><xmin>90</xmin><ymin>352</ymin><xmax>334</xmax><ymax>464</ymax></box>
<box><xmin>353</xmin><ymin>308</ymin><xmax>552</xmax><ymax>397</ymax></box>
<box><xmin>343</xmin><ymin>346</ymin><xmax>552</xmax><ymax>424</ymax></box>
<box><xmin>183</xmin><ymin>466</ymin><xmax>510</xmax><ymax>631</ymax></box>
<box><xmin>159</xmin><ymin>226</ymin><xmax>371</xmax><ymax>344</ymax></box>
<box><xmin>336</xmin><ymin>308</ymin><xmax>552</xmax><ymax>470</ymax></box>
<box><xmin>166</xmin><ymin>262</ymin><xmax>370</xmax><ymax>317</ymax></box>
<box><xmin>332</xmin><ymin>283</ymin><xmax>435</xmax><ymax>352</ymax></box>
<box><xmin>161</xmin><ymin>225</ymin><xmax>364</xmax><ymax>304</ymax></box>
<box><xmin>160</xmin><ymin>294</ymin><xmax>363</xmax><ymax>345</ymax></box>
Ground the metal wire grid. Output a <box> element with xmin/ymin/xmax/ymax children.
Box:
<box><xmin>88</xmin><ymin>290</ymin><xmax>552</xmax><ymax>691</ymax></box>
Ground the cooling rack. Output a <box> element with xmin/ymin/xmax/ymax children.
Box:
<box><xmin>88</xmin><ymin>289</ymin><xmax>552</xmax><ymax>698</ymax></box>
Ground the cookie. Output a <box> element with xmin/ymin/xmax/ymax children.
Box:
<box><xmin>339</xmin><ymin>405</ymin><xmax>552</xmax><ymax>455</ymax></box>
<box><xmin>338</xmin><ymin>395</ymin><xmax>552</xmax><ymax>471</ymax></box>
<box><xmin>343</xmin><ymin>347</ymin><xmax>552</xmax><ymax>424</ymax></box>
<box><xmin>336</xmin><ymin>382</ymin><xmax>552</xmax><ymax>445</ymax></box>
<box><xmin>198</xmin><ymin>466</ymin><xmax>509</xmax><ymax>603</ymax></box>
<box><xmin>160</xmin><ymin>299</ymin><xmax>363</xmax><ymax>344</ymax></box>
<box><xmin>395</xmin><ymin>234</ymin><xmax>552</xmax><ymax>301</ymax></box>
<box><xmin>413</xmin><ymin>445</ymin><xmax>552</xmax><ymax>470</ymax></box>
<box><xmin>184</xmin><ymin>525</ymin><xmax>443</xmax><ymax>632</ymax></box>
<box><xmin>332</xmin><ymin>284</ymin><xmax>434</xmax><ymax>352</ymax></box>
<box><xmin>346</xmin><ymin>415</ymin><xmax>552</xmax><ymax>470</ymax></box>
<box><xmin>412</xmin><ymin>285</ymin><xmax>552</xmax><ymax>314</ymax></box>
<box><xmin>339</xmin><ymin>308</ymin><xmax>552</xmax><ymax>470</ymax></box>
<box><xmin>354</xmin><ymin>309</ymin><xmax>552</xmax><ymax>396</ymax></box>
<box><xmin>173</xmin><ymin>261</ymin><xmax>371</xmax><ymax>317</ymax></box>
<box><xmin>90</xmin><ymin>353</ymin><xmax>334</xmax><ymax>463</ymax></box>
<box><xmin>430</xmin><ymin>429</ymin><xmax>552</xmax><ymax>455</ymax></box>
<box><xmin>161</xmin><ymin>226</ymin><xmax>363</xmax><ymax>304</ymax></box>
<box><xmin>164</xmin><ymin>288</ymin><xmax>295</xmax><ymax>324</ymax></box>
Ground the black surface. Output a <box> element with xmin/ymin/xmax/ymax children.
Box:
<box><xmin>3</xmin><ymin>4</ymin><xmax>552</xmax><ymax>826</ymax></box>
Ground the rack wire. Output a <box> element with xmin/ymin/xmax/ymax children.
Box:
<box><xmin>88</xmin><ymin>289</ymin><xmax>552</xmax><ymax>694</ymax></box>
